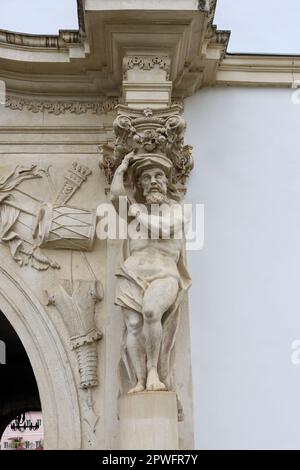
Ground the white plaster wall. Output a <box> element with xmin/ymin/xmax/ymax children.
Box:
<box><xmin>185</xmin><ymin>87</ymin><xmax>300</xmax><ymax>449</ymax></box>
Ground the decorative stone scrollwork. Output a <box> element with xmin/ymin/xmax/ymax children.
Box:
<box><xmin>5</xmin><ymin>95</ymin><xmax>119</xmax><ymax>116</ymax></box>
<box><xmin>99</xmin><ymin>105</ymin><xmax>194</xmax><ymax>188</ymax></box>
<box><xmin>123</xmin><ymin>55</ymin><xmax>171</xmax><ymax>80</ymax></box>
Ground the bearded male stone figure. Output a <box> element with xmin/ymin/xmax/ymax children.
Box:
<box><xmin>110</xmin><ymin>152</ymin><xmax>191</xmax><ymax>394</ymax></box>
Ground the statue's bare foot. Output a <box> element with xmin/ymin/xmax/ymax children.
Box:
<box><xmin>128</xmin><ymin>380</ymin><xmax>145</xmax><ymax>394</ymax></box>
<box><xmin>146</xmin><ymin>368</ymin><xmax>166</xmax><ymax>391</ymax></box>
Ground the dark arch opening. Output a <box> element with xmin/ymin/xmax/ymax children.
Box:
<box><xmin>0</xmin><ymin>310</ymin><xmax>41</xmax><ymax>444</ymax></box>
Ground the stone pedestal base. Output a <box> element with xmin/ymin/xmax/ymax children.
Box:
<box><xmin>119</xmin><ymin>391</ymin><xmax>179</xmax><ymax>450</ymax></box>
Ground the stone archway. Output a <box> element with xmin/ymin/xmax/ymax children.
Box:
<box><xmin>0</xmin><ymin>262</ymin><xmax>81</xmax><ymax>450</ymax></box>
<box><xmin>0</xmin><ymin>310</ymin><xmax>41</xmax><ymax>445</ymax></box>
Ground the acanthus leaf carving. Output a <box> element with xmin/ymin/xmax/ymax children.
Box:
<box><xmin>99</xmin><ymin>105</ymin><xmax>194</xmax><ymax>188</ymax></box>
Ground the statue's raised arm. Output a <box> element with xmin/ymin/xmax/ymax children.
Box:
<box><xmin>110</xmin><ymin>152</ymin><xmax>135</xmax><ymax>215</ymax></box>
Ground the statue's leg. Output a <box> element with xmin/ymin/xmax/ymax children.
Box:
<box><xmin>123</xmin><ymin>308</ymin><xmax>147</xmax><ymax>393</ymax></box>
<box><xmin>142</xmin><ymin>277</ymin><xmax>179</xmax><ymax>391</ymax></box>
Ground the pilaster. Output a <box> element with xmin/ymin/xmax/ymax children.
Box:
<box><xmin>122</xmin><ymin>54</ymin><xmax>172</xmax><ymax>109</ymax></box>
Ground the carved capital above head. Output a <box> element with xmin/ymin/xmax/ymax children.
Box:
<box><xmin>100</xmin><ymin>105</ymin><xmax>194</xmax><ymax>190</ymax></box>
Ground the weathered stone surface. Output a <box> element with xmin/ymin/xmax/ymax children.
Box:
<box><xmin>0</xmin><ymin>1</ymin><xmax>203</xmax><ymax>450</ymax></box>
<box><xmin>119</xmin><ymin>392</ymin><xmax>179</xmax><ymax>450</ymax></box>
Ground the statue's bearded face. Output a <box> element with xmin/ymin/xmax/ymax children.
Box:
<box><xmin>138</xmin><ymin>167</ymin><xmax>168</xmax><ymax>204</ymax></box>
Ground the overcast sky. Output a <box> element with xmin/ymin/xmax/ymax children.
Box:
<box><xmin>0</xmin><ymin>0</ymin><xmax>299</xmax><ymax>54</ymax></box>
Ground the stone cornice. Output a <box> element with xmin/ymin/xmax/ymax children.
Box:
<box><xmin>1</xmin><ymin>2</ymin><xmax>299</xmax><ymax>95</ymax></box>
<box><xmin>206</xmin><ymin>25</ymin><xmax>231</xmax><ymax>58</ymax></box>
<box><xmin>0</xmin><ymin>0</ymin><xmax>84</xmax><ymax>49</ymax></box>
<box><xmin>0</xmin><ymin>1</ymin><xmax>88</xmax><ymax>63</ymax></box>
<box><xmin>0</xmin><ymin>29</ymin><xmax>81</xmax><ymax>49</ymax></box>
<box><xmin>84</xmin><ymin>0</ymin><xmax>202</xmax><ymax>10</ymax></box>
<box><xmin>0</xmin><ymin>0</ymin><xmax>227</xmax><ymax>98</ymax></box>
<box><xmin>217</xmin><ymin>54</ymin><xmax>300</xmax><ymax>87</ymax></box>
<box><xmin>207</xmin><ymin>0</ymin><xmax>217</xmax><ymax>25</ymax></box>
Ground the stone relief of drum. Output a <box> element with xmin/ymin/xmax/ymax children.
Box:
<box><xmin>32</xmin><ymin>203</ymin><xmax>97</xmax><ymax>251</ymax></box>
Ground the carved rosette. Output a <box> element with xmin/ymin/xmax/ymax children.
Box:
<box><xmin>99</xmin><ymin>105</ymin><xmax>194</xmax><ymax>187</ymax></box>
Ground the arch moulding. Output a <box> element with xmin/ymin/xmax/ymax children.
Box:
<box><xmin>0</xmin><ymin>260</ymin><xmax>81</xmax><ymax>450</ymax></box>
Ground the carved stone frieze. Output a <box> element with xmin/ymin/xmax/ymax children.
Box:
<box><xmin>5</xmin><ymin>96</ymin><xmax>119</xmax><ymax>116</ymax></box>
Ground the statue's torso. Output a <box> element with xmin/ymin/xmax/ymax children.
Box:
<box><xmin>129</xmin><ymin>238</ymin><xmax>182</xmax><ymax>263</ymax></box>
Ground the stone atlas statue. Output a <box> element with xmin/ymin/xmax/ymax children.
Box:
<box><xmin>102</xmin><ymin>106</ymin><xmax>194</xmax><ymax>396</ymax></box>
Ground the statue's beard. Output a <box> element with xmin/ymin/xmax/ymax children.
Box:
<box><xmin>145</xmin><ymin>190</ymin><xmax>168</xmax><ymax>204</ymax></box>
